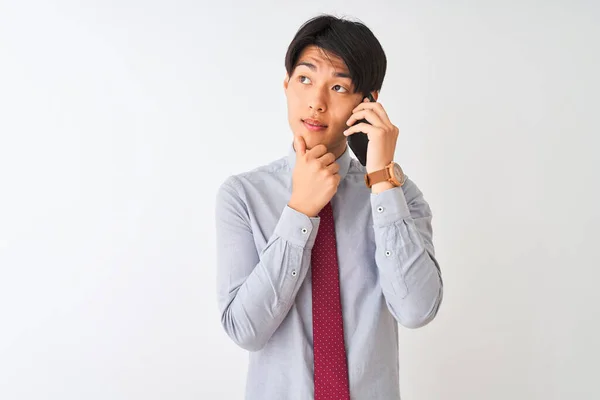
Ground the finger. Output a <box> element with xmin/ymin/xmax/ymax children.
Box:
<box><xmin>294</xmin><ymin>136</ymin><xmax>306</xmax><ymax>157</ymax></box>
<box><xmin>346</xmin><ymin>109</ymin><xmax>384</xmax><ymax>128</ymax></box>
<box><xmin>306</xmin><ymin>143</ymin><xmax>328</xmax><ymax>159</ymax></box>
<box><xmin>353</xmin><ymin>102</ymin><xmax>391</xmax><ymax>125</ymax></box>
<box><xmin>343</xmin><ymin>122</ymin><xmax>378</xmax><ymax>137</ymax></box>
<box><xmin>317</xmin><ymin>152</ymin><xmax>336</xmax><ymax>165</ymax></box>
<box><xmin>333</xmin><ymin>173</ymin><xmax>341</xmax><ymax>186</ymax></box>
<box><xmin>353</xmin><ymin>102</ymin><xmax>390</xmax><ymax>122</ymax></box>
<box><xmin>325</xmin><ymin>161</ymin><xmax>340</xmax><ymax>174</ymax></box>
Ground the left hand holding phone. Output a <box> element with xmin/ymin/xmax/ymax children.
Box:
<box><xmin>344</xmin><ymin>98</ymin><xmax>400</xmax><ymax>174</ymax></box>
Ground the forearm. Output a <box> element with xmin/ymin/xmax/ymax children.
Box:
<box><xmin>371</xmin><ymin>185</ymin><xmax>443</xmax><ymax>328</ymax></box>
<box><xmin>217</xmin><ymin>199</ymin><xmax>319</xmax><ymax>351</ymax></box>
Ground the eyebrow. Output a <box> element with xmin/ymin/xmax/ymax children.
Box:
<box><xmin>296</xmin><ymin>60</ymin><xmax>352</xmax><ymax>79</ymax></box>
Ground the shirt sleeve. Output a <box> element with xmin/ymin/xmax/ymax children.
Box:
<box><xmin>370</xmin><ymin>178</ymin><xmax>443</xmax><ymax>329</ymax></box>
<box><xmin>215</xmin><ymin>176</ymin><xmax>319</xmax><ymax>351</ymax></box>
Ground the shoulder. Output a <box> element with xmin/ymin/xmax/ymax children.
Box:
<box><xmin>216</xmin><ymin>155</ymin><xmax>289</xmax><ymax>201</ymax></box>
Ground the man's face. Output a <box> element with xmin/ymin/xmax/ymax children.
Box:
<box><xmin>283</xmin><ymin>45</ymin><xmax>365</xmax><ymax>157</ymax></box>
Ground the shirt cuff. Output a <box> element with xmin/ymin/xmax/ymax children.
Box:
<box><xmin>274</xmin><ymin>205</ymin><xmax>320</xmax><ymax>249</ymax></box>
<box><xmin>370</xmin><ymin>186</ymin><xmax>411</xmax><ymax>227</ymax></box>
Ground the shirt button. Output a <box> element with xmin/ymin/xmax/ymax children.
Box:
<box><xmin>291</xmin><ymin>270</ymin><xmax>297</xmax><ymax>277</ymax></box>
<box><xmin>385</xmin><ymin>250</ymin><xmax>392</xmax><ymax>257</ymax></box>
<box><xmin>301</xmin><ymin>228</ymin><xmax>308</xmax><ymax>234</ymax></box>
<box><xmin>377</xmin><ymin>206</ymin><xmax>384</xmax><ymax>213</ymax></box>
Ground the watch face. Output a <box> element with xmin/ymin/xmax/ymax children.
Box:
<box><xmin>392</xmin><ymin>163</ymin><xmax>403</xmax><ymax>183</ymax></box>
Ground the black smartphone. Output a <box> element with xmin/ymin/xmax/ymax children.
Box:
<box><xmin>347</xmin><ymin>92</ymin><xmax>376</xmax><ymax>166</ymax></box>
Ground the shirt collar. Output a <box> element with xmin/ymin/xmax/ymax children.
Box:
<box><xmin>286</xmin><ymin>141</ymin><xmax>352</xmax><ymax>181</ymax></box>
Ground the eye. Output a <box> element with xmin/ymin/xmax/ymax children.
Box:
<box><xmin>332</xmin><ymin>84</ymin><xmax>348</xmax><ymax>93</ymax></box>
<box><xmin>299</xmin><ymin>75</ymin><xmax>311</xmax><ymax>84</ymax></box>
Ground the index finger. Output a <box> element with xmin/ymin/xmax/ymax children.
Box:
<box><xmin>306</xmin><ymin>143</ymin><xmax>328</xmax><ymax>159</ymax></box>
<box><xmin>353</xmin><ymin>101</ymin><xmax>391</xmax><ymax>125</ymax></box>
<box><xmin>294</xmin><ymin>135</ymin><xmax>306</xmax><ymax>157</ymax></box>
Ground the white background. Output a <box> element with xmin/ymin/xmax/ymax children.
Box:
<box><xmin>1</xmin><ymin>1</ymin><xmax>599</xmax><ymax>399</ymax></box>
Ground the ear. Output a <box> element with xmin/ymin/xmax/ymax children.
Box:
<box><xmin>371</xmin><ymin>91</ymin><xmax>379</xmax><ymax>101</ymax></box>
<box><xmin>283</xmin><ymin>73</ymin><xmax>290</xmax><ymax>91</ymax></box>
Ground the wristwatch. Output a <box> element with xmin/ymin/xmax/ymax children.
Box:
<box><xmin>364</xmin><ymin>161</ymin><xmax>406</xmax><ymax>188</ymax></box>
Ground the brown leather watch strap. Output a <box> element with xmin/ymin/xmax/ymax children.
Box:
<box><xmin>364</xmin><ymin>168</ymin><xmax>390</xmax><ymax>188</ymax></box>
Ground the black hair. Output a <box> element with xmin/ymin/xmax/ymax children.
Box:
<box><xmin>284</xmin><ymin>14</ymin><xmax>387</xmax><ymax>96</ymax></box>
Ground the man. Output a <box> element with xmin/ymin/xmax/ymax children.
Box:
<box><xmin>215</xmin><ymin>14</ymin><xmax>443</xmax><ymax>400</ymax></box>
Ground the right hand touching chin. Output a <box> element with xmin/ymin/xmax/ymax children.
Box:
<box><xmin>288</xmin><ymin>136</ymin><xmax>341</xmax><ymax>217</ymax></box>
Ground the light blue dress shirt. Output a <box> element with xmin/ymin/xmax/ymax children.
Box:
<box><xmin>215</xmin><ymin>144</ymin><xmax>443</xmax><ymax>399</ymax></box>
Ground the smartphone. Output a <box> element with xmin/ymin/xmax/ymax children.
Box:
<box><xmin>347</xmin><ymin>92</ymin><xmax>376</xmax><ymax>166</ymax></box>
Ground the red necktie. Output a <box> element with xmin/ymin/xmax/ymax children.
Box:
<box><xmin>311</xmin><ymin>202</ymin><xmax>351</xmax><ymax>399</ymax></box>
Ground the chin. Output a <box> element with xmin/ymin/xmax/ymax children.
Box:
<box><xmin>305</xmin><ymin>132</ymin><xmax>330</xmax><ymax>144</ymax></box>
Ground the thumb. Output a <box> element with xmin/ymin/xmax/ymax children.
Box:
<box><xmin>294</xmin><ymin>135</ymin><xmax>306</xmax><ymax>157</ymax></box>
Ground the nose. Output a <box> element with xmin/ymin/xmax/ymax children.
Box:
<box><xmin>309</xmin><ymin>91</ymin><xmax>327</xmax><ymax>113</ymax></box>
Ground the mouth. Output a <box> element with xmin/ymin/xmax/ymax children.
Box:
<box><xmin>302</xmin><ymin>118</ymin><xmax>328</xmax><ymax>131</ymax></box>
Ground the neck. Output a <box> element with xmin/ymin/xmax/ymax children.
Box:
<box><xmin>330</xmin><ymin>141</ymin><xmax>348</xmax><ymax>160</ymax></box>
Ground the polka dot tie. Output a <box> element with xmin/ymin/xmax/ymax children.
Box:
<box><xmin>311</xmin><ymin>202</ymin><xmax>350</xmax><ymax>399</ymax></box>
